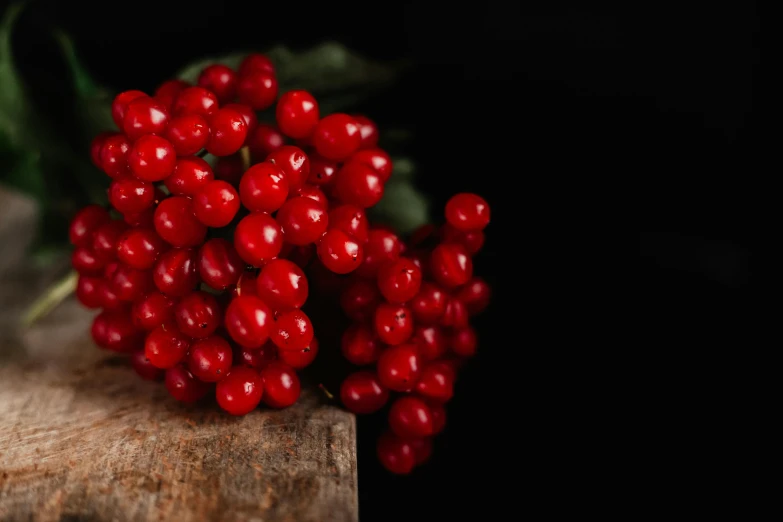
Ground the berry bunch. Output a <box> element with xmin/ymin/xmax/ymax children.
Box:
<box><xmin>69</xmin><ymin>52</ymin><xmax>491</xmax><ymax>473</ymax></box>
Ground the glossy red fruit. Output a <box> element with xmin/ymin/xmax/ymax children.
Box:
<box><xmin>234</xmin><ymin>213</ymin><xmax>284</xmax><ymax>266</ymax></box>
<box><xmin>334</xmin><ymin>161</ymin><xmax>384</xmax><ymax>208</ymax></box>
<box><xmin>71</xmin><ymin>247</ymin><xmax>105</xmax><ymax>274</ymax></box>
<box><xmin>341</xmin><ymin>323</ymin><xmax>382</xmax><ymax>366</ymax></box>
<box><xmin>239</xmin><ymin>162</ymin><xmax>289</xmax><ymax>213</ymax></box>
<box><xmin>188</xmin><ymin>336</ymin><xmax>233</xmax><ymax>382</ymax></box>
<box><xmin>374</xmin><ymin>303</ymin><xmax>414</xmax><ymax>346</ymax></box>
<box><xmin>132</xmin><ymin>291</ymin><xmax>176</xmax><ymax>330</ymax></box>
<box><xmin>145</xmin><ymin>324</ymin><xmax>190</xmax><ymax>369</ymax></box>
<box><xmin>235</xmin><ymin>341</ymin><xmax>278</xmax><ymax>369</ymax></box>
<box><xmin>271</xmin><ymin>309</ymin><xmax>313</xmax><ymax>352</ymax></box>
<box><xmin>193</xmin><ymin>180</ymin><xmax>240</xmax><ymax>227</ymax></box>
<box><xmin>295</xmin><ymin>184</ymin><xmax>329</xmax><ymax>210</ymax></box>
<box><xmin>109</xmin><ymin>178</ymin><xmax>155</xmax><ymax>215</ymax></box>
<box><xmin>277</xmin><ymin>337</ymin><xmax>318</xmax><ymax>369</ymax></box>
<box><xmin>440</xmin><ymin>223</ymin><xmax>485</xmax><ymax>255</ymax></box>
<box><xmin>173</xmin><ymin>86</ymin><xmax>219</xmax><ymax>117</ymax></box>
<box><xmin>455</xmin><ymin>277</ymin><xmax>491</xmax><ymax>315</ymax></box>
<box><xmin>206</xmin><ymin>108</ymin><xmax>248</xmax><ymax>156</ymax></box>
<box><xmin>76</xmin><ymin>275</ymin><xmax>103</xmax><ymax>308</ymax></box>
<box><xmin>349</xmin><ymin>148</ymin><xmax>393</xmax><ymax>183</ymax></box>
<box><xmin>377</xmin><ymin>343</ymin><xmax>420</xmax><ymax>391</ymax></box>
<box><xmin>352</xmin><ymin>115</ymin><xmax>379</xmax><ymax>149</ymax></box>
<box><xmin>441</xmin><ymin>297</ymin><xmax>469</xmax><ymax>329</ymax></box>
<box><xmin>445</xmin><ymin>193</ymin><xmax>490</xmax><ymax>231</ymax></box>
<box><xmin>90</xmin><ymin>309</ymin><xmax>140</xmax><ymax>352</ymax></box>
<box><xmin>451</xmin><ymin>327</ymin><xmax>477</xmax><ymax>357</ymax></box>
<box><xmin>116</xmin><ymin>228</ymin><xmax>166</xmax><ymax>269</ymax></box>
<box><xmin>237</xmin><ymin>71</ymin><xmax>278</xmax><ymax>110</ymax></box>
<box><xmin>317</xmin><ymin>229</ymin><xmax>363</xmax><ymax>274</ymax></box>
<box><xmin>247</xmin><ymin>124</ymin><xmax>285</xmax><ymax>161</ymax></box>
<box><xmin>174</xmin><ymin>291</ymin><xmax>221</xmax><ymax>338</ymax></box>
<box><xmin>91</xmin><ymin>220</ymin><xmax>128</xmax><ymax>261</ymax></box>
<box><xmin>259</xmin><ymin>362</ymin><xmax>300</xmax><ymax>408</ymax></box>
<box><xmin>340</xmin><ymin>279</ymin><xmax>380</xmax><ymax>321</ymax></box>
<box><xmin>69</xmin><ymin>205</ymin><xmax>110</xmax><ymax>247</ymax></box>
<box><xmin>90</xmin><ymin>131</ymin><xmax>112</xmax><ymax>168</ymax></box>
<box><xmin>109</xmin><ymin>264</ymin><xmax>154</xmax><ymax>302</ymax></box>
<box><xmin>266</xmin><ymin>145</ymin><xmax>310</xmax><ymax>192</ymax></box>
<box><xmin>328</xmin><ymin>205</ymin><xmax>369</xmax><ymax>243</ymax></box>
<box><xmin>377</xmin><ymin>432</ymin><xmax>416</xmax><ymax>475</ymax></box>
<box><xmin>389</xmin><ymin>396</ymin><xmax>433</xmax><ymax>438</ymax></box>
<box><xmin>312</xmin><ymin>113</ymin><xmax>361</xmax><ymax>160</ymax></box>
<box><xmin>153</xmin><ymin>248</ymin><xmax>199</xmax><ymax>296</ymax></box>
<box><xmin>306</xmin><ymin>154</ymin><xmax>338</xmax><ymax>186</ymax></box>
<box><xmin>124</xmin><ymin>97</ymin><xmax>169</xmax><ymax>140</ymax></box>
<box><xmin>131</xmin><ymin>350</ymin><xmax>165</xmax><ymax>381</ymax></box>
<box><xmin>356</xmin><ymin>228</ymin><xmax>401</xmax><ymax>278</ymax></box>
<box><xmin>214</xmin><ymin>154</ymin><xmax>244</xmax><ymax>186</ymax></box>
<box><xmin>410</xmin><ymin>283</ymin><xmax>447</xmax><ymax>324</ymax></box>
<box><xmin>340</xmin><ymin>371</ymin><xmax>389</xmax><ymax>414</ymax></box>
<box><xmin>154</xmin><ymin>79</ymin><xmax>189</xmax><ymax>112</ymax></box>
<box><xmin>276</xmin><ymin>196</ymin><xmax>328</xmax><ymax>246</ymax></box>
<box><xmin>223</xmin><ymin>103</ymin><xmax>258</xmax><ymax>134</ymax></box>
<box><xmin>377</xmin><ymin>258</ymin><xmax>422</xmax><ymax>304</ymax></box>
<box><xmin>100</xmin><ymin>133</ymin><xmax>132</xmax><ymax>178</ymax></box>
<box><xmin>216</xmin><ymin>366</ymin><xmax>264</xmax><ymax>415</ymax></box>
<box><xmin>224</xmin><ymin>295</ymin><xmax>272</xmax><ymax>349</ymax></box>
<box><xmin>415</xmin><ymin>363</ymin><xmax>455</xmax><ymax>403</ymax></box>
<box><xmin>164</xmin><ymin>115</ymin><xmax>210</xmax><ymax>156</ymax></box>
<box><xmin>430</xmin><ymin>243</ymin><xmax>473</xmax><ymax>288</ymax></box>
<box><xmin>154</xmin><ymin>196</ymin><xmax>207</xmax><ymax>248</ymax></box>
<box><xmin>255</xmin><ymin>259</ymin><xmax>308</xmax><ymax>310</ymax></box>
<box><xmin>198</xmin><ymin>238</ymin><xmax>244</xmax><ymax>290</ymax></box>
<box><xmin>112</xmin><ymin>90</ymin><xmax>147</xmax><ymax>128</ymax></box>
<box><xmin>276</xmin><ymin>90</ymin><xmax>319</xmax><ymax>139</ymax></box>
<box><xmin>238</xmin><ymin>53</ymin><xmax>275</xmax><ymax>76</ymax></box>
<box><xmin>413</xmin><ymin>326</ymin><xmax>447</xmax><ymax>362</ymax></box>
<box><xmin>197</xmin><ymin>64</ymin><xmax>237</xmax><ymax>104</ymax></box>
<box><xmin>165</xmin><ymin>365</ymin><xmax>211</xmax><ymax>403</ymax></box>
<box><xmin>165</xmin><ymin>156</ymin><xmax>213</xmax><ymax>196</ymax></box>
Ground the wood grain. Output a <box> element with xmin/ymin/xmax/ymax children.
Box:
<box><xmin>0</xmin><ymin>189</ymin><xmax>358</xmax><ymax>522</ymax></box>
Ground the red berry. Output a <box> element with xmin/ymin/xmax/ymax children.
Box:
<box><xmin>238</xmin><ymin>53</ymin><xmax>275</xmax><ymax>76</ymax></box>
<box><xmin>174</xmin><ymin>291</ymin><xmax>221</xmax><ymax>338</ymax></box>
<box><xmin>90</xmin><ymin>131</ymin><xmax>111</xmax><ymax>168</ymax></box>
<box><xmin>188</xmin><ymin>336</ymin><xmax>233</xmax><ymax>382</ymax></box>
<box><xmin>131</xmin><ymin>350</ymin><xmax>165</xmax><ymax>381</ymax></box>
<box><xmin>340</xmin><ymin>371</ymin><xmax>389</xmax><ymax>414</ymax></box>
<box><xmin>277</xmin><ymin>336</ymin><xmax>318</xmax><ymax>369</ymax></box>
<box><xmin>271</xmin><ymin>309</ymin><xmax>314</xmax><ymax>352</ymax></box>
<box><xmin>259</xmin><ymin>362</ymin><xmax>300</xmax><ymax>408</ymax></box>
<box><xmin>377</xmin><ymin>343</ymin><xmax>420</xmax><ymax>392</ymax></box>
<box><xmin>116</xmin><ymin>228</ymin><xmax>166</xmax><ymax>269</ymax></box>
<box><xmin>98</xmin><ymin>309</ymin><xmax>142</xmax><ymax>352</ymax></box>
<box><xmin>165</xmin><ymin>156</ymin><xmax>214</xmax><ymax>196</ymax></box>
<box><xmin>455</xmin><ymin>277</ymin><xmax>491</xmax><ymax>315</ymax></box>
<box><xmin>109</xmin><ymin>178</ymin><xmax>155</xmax><ymax>215</ymax></box>
<box><xmin>154</xmin><ymin>79</ymin><xmax>189</xmax><ymax>111</ymax></box>
<box><xmin>223</xmin><ymin>103</ymin><xmax>258</xmax><ymax>134</ymax></box>
<box><xmin>164</xmin><ymin>115</ymin><xmax>210</xmax><ymax>156</ymax></box>
<box><xmin>76</xmin><ymin>275</ymin><xmax>103</xmax><ymax>308</ymax></box>
<box><xmin>349</xmin><ymin>148</ymin><xmax>393</xmax><ymax>183</ymax></box>
<box><xmin>69</xmin><ymin>205</ymin><xmax>110</xmax><ymax>247</ymax></box>
<box><xmin>197</xmin><ymin>64</ymin><xmax>237</xmax><ymax>104</ymax></box>
<box><xmin>109</xmin><ymin>264</ymin><xmax>154</xmax><ymax>302</ymax></box>
<box><xmin>356</xmin><ymin>228</ymin><xmax>401</xmax><ymax>278</ymax></box>
<box><xmin>441</xmin><ymin>223</ymin><xmax>485</xmax><ymax>255</ymax></box>
<box><xmin>376</xmin><ymin>432</ymin><xmax>416</xmax><ymax>475</ymax></box>
<box><xmin>153</xmin><ymin>248</ymin><xmax>199</xmax><ymax>296</ymax></box>
<box><xmin>198</xmin><ymin>238</ymin><xmax>244</xmax><ymax>290</ymax></box>
<box><xmin>165</xmin><ymin>365</ymin><xmax>210</xmax><ymax>404</ymax></box>
<box><xmin>377</xmin><ymin>258</ymin><xmax>422</xmax><ymax>303</ymax></box>
<box><xmin>72</xmin><ymin>247</ymin><xmax>105</xmax><ymax>275</ymax></box>
<box><xmin>352</xmin><ymin>115</ymin><xmax>379</xmax><ymax>149</ymax></box>
<box><xmin>112</xmin><ymin>90</ymin><xmax>147</xmax><ymax>129</ymax></box>
<box><xmin>374</xmin><ymin>303</ymin><xmax>414</xmax><ymax>346</ymax></box>
<box><xmin>410</xmin><ymin>283</ymin><xmax>447</xmax><ymax>324</ymax></box>
<box><xmin>224</xmin><ymin>295</ymin><xmax>272</xmax><ymax>349</ymax></box>
<box><xmin>234</xmin><ymin>213</ymin><xmax>284</xmax><ymax>266</ymax></box>
<box><xmin>334</xmin><ymin>161</ymin><xmax>384</xmax><ymax>208</ymax></box>
<box><xmin>237</xmin><ymin>71</ymin><xmax>278</xmax><ymax>110</ymax></box>
<box><xmin>409</xmin><ymin>437</ymin><xmax>433</xmax><ymax>465</ymax></box>
<box><xmin>132</xmin><ymin>291</ymin><xmax>176</xmax><ymax>330</ymax></box>
<box><xmin>239</xmin><ymin>161</ymin><xmax>289</xmax><ymax>213</ymax></box>
<box><xmin>91</xmin><ymin>220</ymin><xmax>129</xmax><ymax>261</ymax></box>
<box><xmin>124</xmin><ymin>96</ymin><xmax>169</xmax><ymax>140</ymax></box>
<box><xmin>430</xmin><ymin>243</ymin><xmax>473</xmax><ymax>288</ymax></box>
<box><xmin>341</xmin><ymin>323</ymin><xmax>382</xmax><ymax>366</ymax></box>
<box><xmin>317</xmin><ymin>229</ymin><xmax>363</xmax><ymax>274</ymax></box>
<box><xmin>145</xmin><ymin>324</ymin><xmax>190</xmax><ymax>369</ymax></box>
<box><xmin>206</xmin><ymin>108</ymin><xmax>248</xmax><ymax>156</ymax></box>
<box><xmin>266</xmin><ymin>145</ymin><xmax>310</xmax><ymax>192</ymax></box>
<box><xmin>97</xmin><ymin>279</ymin><xmax>121</xmax><ymax>309</ymax></box>
<box><xmin>235</xmin><ymin>341</ymin><xmax>278</xmax><ymax>370</ymax></box>
<box><xmin>441</xmin><ymin>297</ymin><xmax>469</xmax><ymax>329</ymax></box>
<box><xmin>100</xmin><ymin>133</ymin><xmax>132</xmax><ymax>178</ymax></box>
<box><xmin>255</xmin><ymin>259</ymin><xmax>308</xmax><ymax>310</ymax></box>
<box><xmin>307</xmin><ymin>154</ymin><xmax>338</xmax><ymax>186</ymax></box>
<box><xmin>415</xmin><ymin>363</ymin><xmax>455</xmax><ymax>403</ymax></box>
<box><xmin>389</xmin><ymin>396</ymin><xmax>433</xmax><ymax>438</ymax></box>
<box><xmin>173</xmin><ymin>86</ymin><xmax>219</xmax><ymax>117</ymax></box>
<box><xmin>413</xmin><ymin>326</ymin><xmax>447</xmax><ymax>362</ymax></box>
<box><xmin>312</xmin><ymin>113</ymin><xmax>361</xmax><ymax>160</ymax></box>
<box><xmin>445</xmin><ymin>193</ymin><xmax>490</xmax><ymax>232</ymax></box>
<box><xmin>154</xmin><ymin>196</ymin><xmax>207</xmax><ymax>247</ymax></box>
<box><xmin>247</xmin><ymin>124</ymin><xmax>285</xmax><ymax>161</ymax></box>
<box><xmin>214</xmin><ymin>154</ymin><xmax>245</xmax><ymax>186</ymax></box>
<box><xmin>451</xmin><ymin>327</ymin><xmax>477</xmax><ymax>357</ymax></box>
<box><xmin>340</xmin><ymin>279</ymin><xmax>380</xmax><ymax>321</ymax></box>
<box><xmin>193</xmin><ymin>180</ymin><xmax>240</xmax><ymax>227</ymax></box>
<box><xmin>328</xmin><ymin>205</ymin><xmax>369</xmax><ymax>243</ymax></box>
<box><xmin>296</xmin><ymin>184</ymin><xmax>329</xmax><ymax>210</ymax></box>
<box><xmin>276</xmin><ymin>196</ymin><xmax>328</xmax><ymax>246</ymax></box>
<box><xmin>216</xmin><ymin>366</ymin><xmax>264</xmax><ymax>415</ymax></box>
<box><xmin>276</xmin><ymin>90</ymin><xmax>319</xmax><ymax>139</ymax></box>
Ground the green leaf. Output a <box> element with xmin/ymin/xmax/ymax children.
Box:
<box><xmin>368</xmin><ymin>171</ymin><xmax>430</xmax><ymax>235</ymax></box>
<box><xmin>0</xmin><ymin>2</ymin><xmax>33</xmax><ymax>149</ymax></box>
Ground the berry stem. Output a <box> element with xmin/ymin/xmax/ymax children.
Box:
<box><xmin>21</xmin><ymin>270</ymin><xmax>78</xmax><ymax>328</ymax></box>
<box><xmin>240</xmin><ymin>145</ymin><xmax>251</xmax><ymax>171</ymax></box>
<box><xmin>318</xmin><ymin>383</ymin><xmax>335</xmax><ymax>400</ymax></box>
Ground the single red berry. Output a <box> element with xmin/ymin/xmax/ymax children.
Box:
<box><xmin>193</xmin><ymin>180</ymin><xmax>240</xmax><ymax>227</ymax></box>
<box><xmin>328</xmin><ymin>205</ymin><xmax>369</xmax><ymax>243</ymax></box>
<box><xmin>132</xmin><ymin>291</ymin><xmax>176</xmax><ymax>330</ymax></box>
<box><xmin>415</xmin><ymin>363</ymin><xmax>455</xmax><ymax>403</ymax></box>
<box><xmin>409</xmin><ymin>437</ymin><xmax>433</xmax><ymax>465</ymax></box>
<box><xmin>223</xmin><ymin>103</ymin><xmax>258</xmax><ymax>134</ymax></box>
<box><xmin>206</xmin><ymin>108</ymin><xmax>248</xmax><ymax>156</ymax></box>
<box><xmin>131</xmin><ymin>350</ymin><xmax>165</xmax><ymax>381</ymax></box>
<box><xmin>247</xmin><ymin>124</ymin><xmax>285</xmax><ymax>161</ymax></box>
<box><xmin>312</xmin><ymin>113</ymin><xmax>361</xmax><ymax>161</ymax></box>
<box><xmin>165</xmin><ymin>365</ymin><xmax>211</xmax><ymax>403</ymax></box>
<box><xmin>377</xmin><ymin>343</ymin><xmax>421</xmax><ymax>392</ymax></box>
<box><xmin>154</xmin><ymin>196</ymin><xmax>207</xmax><ymax>248</ymax></box>
<box><xmin>188</xmin><ymin>336</ymin><xmax>233</xmax><ymax>382</ymax></box>
<box><xmin>216</xmin><ymin>366</ymin><xmax>263</xmax><ymax>415</ymax></box>
<box><xmin>90</xmin><ymin>131</ymin><xmax>112</xmax><ymax>169</ymax></box>
<box><xmin>277</xmin><ymin>336</ymin><xmax>318</xmax><ymax>369</ymax></box>
<box><xmin>317</xmin><ymin>229</ymin><xmax>363</xmax><ymax>274</ymax></box>
<box><xmin>377</xmin><ymin>258</ymin><xmax>422</xmax><ymax>304</ymax></box>
<box><xmin>356</xmin><ymin>228</ymin><xmax>401</xmax><ymax>278</ymax></box>
<box><xmin>238</xmin><ymin>53</ymin><xmax>275</xmax><ymax>76</ymax></box>
<box><xmin>307</xmin><ymin>154</ymin><xmax>338</xmax><ymax>186</ymax></box>
<box><xmin>116</xmin><ymin>228</ymin><xmax>166</xmax><ymax>269</ymax></box>
<box><xmin>441</xmin><ymin>223</ymin><xmax>485</xmax><ymax>255</ymax></box>
<box><xmin>426</xmin><ymin>402</ymin><xmax>446</xmax><ymax>435</ymax></box>
<box><xmin>100</xmin><ymin>133</ymin><xmax>132</xmax><ymax>178</ymax></box>
<box><xmin>441</xmin><ymin>297</ymin><xmax>469</xmax><ymax>329</ymax></box>
<box><xmin>164</xmin><ymin>114</ymin><xmax>210</xmax><ymax>156</ymax></box>
<box><xmin>349</xmin><ymin>148</ymin><xmax>393</xmax><ymax>183</ymax></box>
<box><xmin>430</xmin><ymin>243</ymin><xmax>473</xmax><ymax>288</ymax></box>
<box><xmin>234</xmin><ymin>213</ymin><xmax>284</xmax><ymax>266</ymax></box>
<box><xmin>451</xmin><ymin>327</ymin><xmax>477</xmax><ymax>357</ymax></box>
<box><xmin>95</xmin><ymin>309</ymin><xmax>142</xmax><ymax>352</ymax></box>
<box><xmin>271</xmin><ymin>309</ymin><xmax>313</xmax><ymax>352</ymax></box>
<box><xmin>197</xmin><ymin>64</ymin><xmax>238</xmax><ymax>104</ymax></box>
<box><xmin>72</xmin><ymin>247</ymin><xmax>105</xmax><ymax>275</ymax></box>
<box><xmin>341</xmin><ymin>323</ymin><xmax>382</xmax><ymax>366</ymax></box>
<box><xmin>91</xmin><ymin>220</ymin><xmax>129</xmax><ymax>261</ymax></box>
<box><xmin>198</xmin><ymin>238</ymin><xmax>244</xmax><ymax>290</ymax></box>
<box><xmin>455</xmin><ymin>277</ymin><xmax>491</xmax><ymax>315</ymax></box>
<box><xmin>352</xmin><ymin>115</ymin><xmax>379</xmax><ymax>149</ymax></box>
<box><xmin>173</xmin><ymin>86</ymin><xmax>219</xmax><ymax>117</ymax></box>
<box><xmin>334</xmin><ymin>162</ymin><xmax>384</xmax><ymax>208</ymax></box>
<box><xmin>97</xmin><ymin>279</ymin><xmax>121</xmax><ymax>310</ymax></box>
<box><xmin>410</xmin><ymin>283</ymin><xmax>447</xmax><ymax>324</ymax></box>
<box><xmin>340</xmin><ymin>279</ymin><xmax>380</xmax><ymax>321</ymax></box>
<box><xmin>109</xmin><ymin>178</ymin><xmax>155</xmax><ymax>215</ymax></box>
<box><xmin>389</xmin><ymin>396</ymin><xmax>433</xmax><ymax>438</ymax></box>
<box><xmin>445</xmin><ymin>193</ymin><xmax>490</xmax><ymax>232</ymax></box>
<box><xmin>266</xmin><ymin>145</ymin><xmax>310</xmax><ymax>192</ymax></box>
<box><xmin>295</xmin><ymin>184</ymin><xmax>329</xmax><ymax>210</ymax></box>
<box><xmin>276</xmin><ymin>196</ymin><xmax>328</xmax><ymax>246</ymax></box>
<box><xmin>239</xmin><ymin>162</ymin><xmax>289</xmax><ymax>213</ymax></box>
<box><xmin>340</xmin><ymin>371</ymin><xmax>389</xmax><ymax>414</ymax></box>
<box><xmin>109</xmin><ymin>264</ymin><xmax>154</xmax><ymax>302</ymax></box>
<box><xmin>376</xmin><ymin>432</ymin><xmax>416</xmax><ymax>475</ymax></box>
<box><xmin>235</xmin><ymin>341</ymin><xmax>278</xmax><ymax>369</ymax></box>
<box><xmin>224</xmin><ymin>295</ymin><xmax>272</xmax><ymax>349</ymax></box>
<box><xmin>145</xmin><ymin>324</ymin><xmax>190</xmax><ymax>369</ymax></box>
<box><xmin>154</xmin><ymin>79</ymin><xmax>189</xmax><ymax>112</ymax></box>
<box><xmin>111</xmin><ymin>90</ymin><xmax>147</xmax><ymax>129</ymax></box>
<box><xmin>374</xmin><ymin>303</ymin><xmax>414</xmax><ymax>346</ymax></box>
<box><xmin>175</xmin><ymin>291</ymin><xmax>221</xmax><ymax>338</ymax></box>
<box><xmin>76</xmin><ymin>275</ymin><xmax>103</xmax><ymax>308</ymax></box>
<box><xmin>91</xmin><ymin>311</ymin><xmax>111</xmax><ymax>348</ymax></box>
<box><xmin>255</xmin><ymin>259</ymin><xmax>308</xmax><ymax>310</ymax></box>
<box><xmin>124</xmin><ymin>97</ymin><xmax>169</xmax><ymax>141</ymax></box>
<box><xmin>231</xmin><ymin>271</ymin><xmax>258</xmax><ymax>298</ymax></box>
<box><xmin>165</xmin><ymin>156</ymin><xmax>213</xmax><ymax>196</ymax></box>
<box><xmin>214</xmin><ymin>154</ymin><xmax>245</xmax><ymax>186</ymax></box>
<box><xmin>259</xmin><ymin>362</ymin><xmax>300</xmax><ymax>408</ymax></box>
<box><xmin>69</xmin><ymin>205</ymin><xmax>110</xmax><ymax>247</ymax></box>
<box><xmin>413</xmin><ymin>326</ymin><xmax>447</xmax><ymax>362</ymax></box>
<box><xmin>153</xmin><ymin>248</ymin><xmax>199</xmax><ymax>296</ymax></box>
<box><xmin>237</xmin><ymin>71</ymin><xmax>278</xmax><ymax>110</ymax></box>
<box><xmin>276</xmin><ymin>90</ymin><xmax>319</xmax><ymax>139</ymax></box>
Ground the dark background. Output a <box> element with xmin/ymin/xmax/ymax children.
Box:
<box><xmin>9</xmin><ymin>1</ymin><xmax>760</xmax><ymax>518</ymax></box>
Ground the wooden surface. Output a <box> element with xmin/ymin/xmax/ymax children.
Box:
<box><xmin>0</xmin><ymin>188</ymin><xmax>358</xmax><ymax>522</ymax></box>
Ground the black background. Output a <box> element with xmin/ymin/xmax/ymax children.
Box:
<box><xmin>8</xmin><ymin>1</ymin><xmax>760</xmax><ymax>518</ymax></box>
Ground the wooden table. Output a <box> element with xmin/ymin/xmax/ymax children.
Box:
<box><xmin>0</xmin><ymin>188</ymin><xmax>358</xmax><ymax>522</ymax></box>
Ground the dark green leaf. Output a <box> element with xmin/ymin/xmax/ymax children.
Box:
<box><xmin>0</xmin><ymin>3</ymin><xmax>33</xmax><ymax>149</ymax></box>
<box><xmin>368</xmin><ymin>160</ymin><xmax>429</xmax><ymax>235</ymax></box>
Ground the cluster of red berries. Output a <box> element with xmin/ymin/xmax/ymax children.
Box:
<box><xmin>68</xmin><ymin>52</ymin><xmax>490</xmax><ymax>473</ymax></box>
